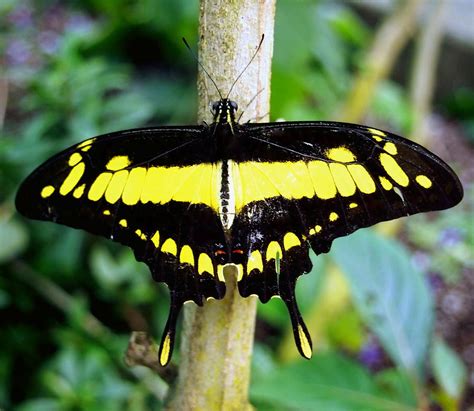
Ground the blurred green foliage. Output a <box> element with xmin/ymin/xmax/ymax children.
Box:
<box><xmin>1</xmin><ymin>0</ymin><xmax>471</xmax><ymax>410</ymax></box>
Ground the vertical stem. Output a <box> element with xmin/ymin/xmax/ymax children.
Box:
<box><xmin>167</xmin><ymin>1</ymin><xmax>275</xmax><ymax>410</ymax></box>
<box><xmin>409</xmin><ymin>0</ymin><xmax>448</xmax><ymax>145</ymax></box>
<box><xmin>338</xmin><ymin>0</ymin><xmax>424</xmax><ymax>123</ymax></box>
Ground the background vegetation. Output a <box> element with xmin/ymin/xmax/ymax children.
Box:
<box><xmin>1</xmin><ymin>0</ymin><xmax>473</xmax><ymax>410</ymax></box>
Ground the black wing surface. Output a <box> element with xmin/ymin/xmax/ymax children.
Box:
<box><xmin>226</xmin><ymin>121</ymin><xmax>463</xmax><ymax>358</ymax></box>
<box><xmin>16</xmin><ymin>125</ymin><xmax>228</xmax><ymax>365</ymax></box>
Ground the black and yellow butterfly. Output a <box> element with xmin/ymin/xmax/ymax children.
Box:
<box><xmin>16</xmin><ymin>97</ymin><xmax>463</xmax><ymax>366</ymax></box>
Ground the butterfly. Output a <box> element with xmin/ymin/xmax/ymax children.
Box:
<box><xmin>16</xmin><ymin>96</ymin><xmax>463</xmax><ymax>366</ymax></box>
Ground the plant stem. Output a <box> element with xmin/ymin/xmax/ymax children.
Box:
<box><xmin>409</xmin><ymin>0</ymin><xmax>448</xmax><ymax>145</ymax></box>
<box><xmin>166</xmin><ymin>1</ymin><xmax>275</xmax><ymax>410</ymax></box>
<box><xmin>338</xmin><ymin>0</ymin><xmax>425</xmax><ymax>123</ymax></box>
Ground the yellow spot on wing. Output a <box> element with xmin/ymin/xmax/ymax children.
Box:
<box><xmin>416</xmin><ymin>175</ymin><xmax>432</xmax><ymax>188</ymax></box>
<box><xmin>379</xmin><ymin>153</ymin><xmax>409</xmax><ymax>187</ymax></box>
<box><xmin>298</xmin><ymin>324</ymin><xmax>312</xmax><ymax>359</ymax></box>
<box><xmin>286</xmin><ymin>162</ymin><xmax>314</xmax><ymax>198</ymax></box>
<box><xmin>307</xmin><ymin>161</ymin><xmax>337</xmax><ymax>199</ymax></box>
<box><xmin>326</xmin><ymin>147</ymin><xmax>356</xmax><ymax>163</ymax></box>
<box><xmin>309</xmin><ymin>228</ymin><xmax>316</xmax><ymax>235</ymax></box>
<box><xmin>266</xmin><ymin>241</ymin><xmax>282</xmax><ymax>261</ymax></box>
<box><xmin>73</xmin><ymin>184</ymin><xmax>85</xmax><ymax>198</ymax></box>
<box><xmin>106</xmin><ymin>155</ymin><xmax>131</xmax><ymax>171</ymax></box>
<box><xmin>368</xmin><ymin>128</ymin><xmax>386</xmax><ymax>141</ymax></box>
<box><xmin>161</xmin><ymin>238</ymin><xmax>177</xmax><ymax>255</ymax></box>
<box><xmin>329</xmin><ymin>212</ymin><xmax>339</xmax><ymax>222</ymax></box>
<box><xmin>349</xmin><ymin>202</ymin><xmax>358</xmax><ymax>209</ymax></box>
<box><xmin>383</xmin><ymin>142</ymin><xmax>397</xmax><ymax>155</ymax></box>
<box><xmin>151</xmin><ymin>231</ymin><xmax>160</xmax><ymax>248</ymax></box>
<box><xmin>283</xmin><ymin>232</ymin><xmax>301</xmax><ymax>251</ymax></box>
<box><xmin>103</xmin><ymin>210</ymin><xmax>111</xmax><ymax>215</ymax></box>
<box><xmin>247</xmin><ymin>250</ymin><xmax>263</xmax><ymax>273</ymax></box>
<box><xmin>119</xmin><ymin>219</ymin><xmax>127</xmax><ymax>227</ymax></box>
<box><xmin>77</xmin><ymin>138</ymin><xmax>95</xmax><ymax>149</ymax></box>
<box><xmin>159</xmin><ymin>332</ymin><xmax>171</xmax><ymax>366</ymax></box>
<box><xmin>68</xmin><ymin>153</ymin><xmax>82</xmax><ymax>166</ymax></box>
<box><xmin>122</xmin><ymin>167</ymin><xmax>147</xmax><ymax>205</ymax></box>
<box><xmin>347</xmin><ymin>164</ymin><xmax>376</xmax><ymax>194</ymax></box>
<box><xmin>105</xmin><ymin>170</ymin><xmax>129</xmax><ymax>203</ymax></box>
<box><xmin>236</xmin><ymin>264</ymin><xmax>244</xmax><ymax>281</ymax></box>
<box><xmin>379</xmin><ymin>176</ymin><xmax>393</xmax><ymax>190</ymax></box>
<box><xmin>329</xmin><ymin>163</ymin><xmax>356</xmax><ymax>197</ymax></box>
<box><xmin>180</xmin><ymin>245</ymin><xmax>194</xmax><ymax>266</ymax></box>
<box><xmin>41</xmin><ymin>185</ymin><xmax>55</xmax><ymax>198</ymax></box>
<box><xmin>88</xmin><ymin>172</ymin><xmax>112</xmax><ymax>201</ymax></box>
<box><xmin>140</xmin><ymin>165</ymin><xmax>216</xmax><ymax>208</ymax></box>
<box><xmin>315</xmin><ymin>225</ymin><xmax>322</xmax><ymax>233</ymax></box>
<box><xmin>60</xmin><ymin>162</ymin><xmax>85</xmax><ymax>195</ymax></box>
<box><xmin>198</xmin><ymin>253</ymin><xmax>214</xmax><ymax>276</ymax></box>
<box><xmin>217</xmin><ymin>265</ymin><xmax>225</xmax><ymax>282</ymax></box>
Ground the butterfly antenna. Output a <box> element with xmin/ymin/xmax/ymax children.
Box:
<box><xmin>182</xmin><ymin>37</ymin><xmax>223</xmax><ymax>100</ymax></box>
<box><xmin>226</xmin><ymin>34</ymin><xmax>265</xmax><ymax>99</ymax></box>
<box><xmin>237</xmin><ymin>87</ymin><xmax>266</xmax><ymax>122</ymax></box>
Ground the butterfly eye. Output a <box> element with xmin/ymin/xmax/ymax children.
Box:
<box><xmin>230</xmin><ymin>101</ymin><xmax>238</xmax><ymax>111</ymax></box>
<box><xmin>211</xmin><ymin>101</ymin><xmax>220</xmax><ymax>114</ymax></box>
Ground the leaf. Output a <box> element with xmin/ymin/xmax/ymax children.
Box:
<box><xmin>431</xmin><ymin>337</ymin><xmax>467</xmax><ymax>399</ymax></box>
<box><xmin>0</xmin><ymin>218</ymin><xmax>28</xmax><ymax>263</ymax></box>
<box><xmin>331</xmin><ymin>229</ymin><xmax>434</xmax><ymax>378</ymax></box>
<box><xmin>16</xmin><ymin>398</ymin><xmax>62</xmax><ymax>411</ymax></box>
<box><xmin>250</xmin><ymin>352</ymin><xmax>416</xmax><ymax>411</ymax></box>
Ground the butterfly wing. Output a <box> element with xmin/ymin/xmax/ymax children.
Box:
<box><xmin>16</xmin><ymin>126</ymin><xmax>228</xmax><ymax>365</ymax></box>
<box><xmin>228</xmin><ymin>121</ymin><xmax>463</xmax><ymax>358</ymax></box>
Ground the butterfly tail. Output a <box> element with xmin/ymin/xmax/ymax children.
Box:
<box><xmin>158</xmin><ymin>298</ymin><xmax>183</xmax><ymax>367</ymax></box>
<box><xmin>279</xmin><ymin>270</ymin><xmax>313</xmax><ymax>360</ymax></box>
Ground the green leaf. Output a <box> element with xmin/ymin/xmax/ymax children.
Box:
<box><xmin>0</xmin><ymin>218</ymin><xmax>28</xmax><ymax>263</ymax></box>
<box><xmin>16</xmin><ymin>398</ymin><xmax>62</xmax><ymax>411</ymax></box>
<box><xmin>331</xmin><ymin>229</ymin><xmax>434</xmax><ymax>378</ymax></box>
<box><xmin>251</xmin><ymin>352</ymin><xmax>416</xmax><ymax>411</ymax></box>
<box><xmin>431</xmin><ymin>337</ymin><xmax>467</xmax><ymax>399</ymax></box>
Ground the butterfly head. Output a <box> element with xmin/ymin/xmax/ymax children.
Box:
<box><xmin>211</xmin><ymin>98</ymin><xmax>238</xmax><ymax>126</ymax></box>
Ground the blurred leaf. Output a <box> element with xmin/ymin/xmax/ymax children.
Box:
<box><xmin>328</xmin><ymin>7</ymin><xmax>370</xmax><ymax>47</ymax></box>
<box><xmin>431</xmin><ymin>337</ymin><xmax>467</xmax><ymax>399</ymax></box>
<box><xmin>375</xmin><ymin>369</ymin><xmax>417</xmax><ymax>405</ymax></box>
<box><xmin>16</xmin><ymin>398</ymin><xmax>63</xmax><ymax>411</ymax></box>
<box><xmin>0</xmin><ymin>217</ymin><xmax>28</xmax><ymax>263</ymax></box>
<box><xmin>251</xmin><ymin>352</ymin><xmax>417</xmax><ymax>411</ymax></box>
<box><xmin>0</xmin><ymin>288</ymin><xmax>11</xmax><ymax>309</ymax></box>
<box><xmin>331</xmin><ymin>229</ymin><xmax>434</xmax><ymax>378</ymax></box>
<box><xmin>443</xmin><ymin>87</ymin><xmax>474</xmax><ymax>120</ymax></box>
<box><xmin>372</xmin><ymin>81</ymin><xmax>413</xmax><ymax>133</ymax></box>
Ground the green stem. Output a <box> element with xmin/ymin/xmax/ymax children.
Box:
<box><xmin>338</xmin><ymin>0</ymin><xmax>425</xmax><ymax>123</ymax></box>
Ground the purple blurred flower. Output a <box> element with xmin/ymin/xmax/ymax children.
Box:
<box><xmin>8</xmin><ymin>5</ymin><xmax>33</xmax><ymax>29</ymax></box>
<box><xmin>438</xmin><ymin>227</ymin><xmax>463</xmax><ymax>247</ymax></box>
<box><xmin>66</xmin><ymin>12</ymin><xmax>94</xmax><ymax>33</ymax></box>
<box><xmin>41</xmin><ymin>5</ymin><xmax>66</xmax><ymax>32</ymax></box>
<box><xmin>412</xmin><ymin>251</ymin><xmax>431</xmax><ymax>272</ymax></box>
<box><xmin>358</xmin><ymin>339</ymin><xmax>385</xmax><ymax>371</ymax></box>
<box><xmin>427</xmin><ymin>272</ymin><xmax>444</xmax><ymax>295</ymax></box>
<box><xmin>38</xmin><ymin>30</ymin><xmax>60</xmax><ymax>54</ymax></box>
<box><xmin>6</xmin><ymin>38</ymin><xmax>32</xmax><ymax>66</ymax></box>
